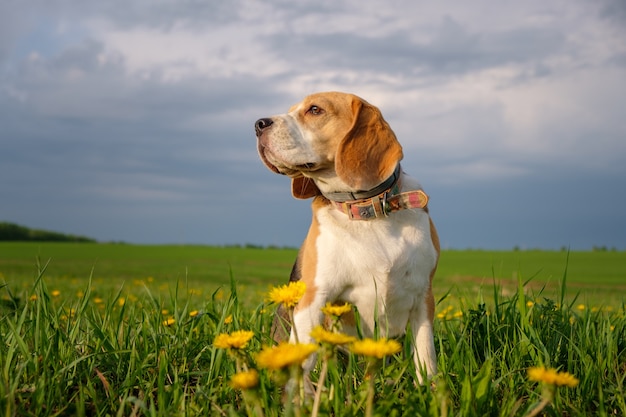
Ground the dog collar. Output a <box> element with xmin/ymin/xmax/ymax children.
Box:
<box><xmin>323</xmin><ymin>165</ymin><xmax>429</xmax><ymax>220</ymax></box>
<box><xmin>322</xmin><ymin>165</ymin><xmax>402</xmax><ymax>202</ymax></box>
<box><xmin>332</xmin><ymin>188</ymin><xmax>429</xmax><ymax>220</ymax></box>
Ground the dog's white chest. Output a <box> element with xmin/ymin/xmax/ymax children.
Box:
<box><xmin>314</xmin><ymin>206</ymin><xmax>436</xmax><ymax>336</ymax></box>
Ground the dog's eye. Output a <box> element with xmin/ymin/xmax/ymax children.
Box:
<box><xmin>307</xmin><ymin>105</ymin><xmax>324</xmax><ymax>115</ymax></box>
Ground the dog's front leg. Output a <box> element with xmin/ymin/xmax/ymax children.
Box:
<box><xmin>288</xmin><ymin>302</ymin><xmax>325</xmax><ymax>396</ymax></box>
<box><xmin>410</xmin><ymin>296</ymin><xmax>437</xmax><ymax>384</ymax></box>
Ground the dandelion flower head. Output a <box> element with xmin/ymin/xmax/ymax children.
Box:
<box><xmin>321</xmin><ymin>302</ymin><xmax>352</xmax><ymax>317</ymax></box>
<box><xmin>310</xmin><ymin>326</ymin><xmax>357</xmax><ymax>345</ymax></box>
<box><xmin>213</xmin><ymin>330</ymin><xmax>255</xmax><ymax>350</ymax></box>
<box><xmin>267</xmin><ymin>281</ymin><xmax>306</xmax><ymax>308</ymax></box>
<box><xmin>256</xmin><ymin>342</ymin><xmax>318</xmax><ymax>370</ymax></box>
<box><xmin>229</xmin><ymin>369</ymin><xmax>259</xmax><ymax>390</ymax></box>
<box><xmin>350</xmin><ymin>338</ymin><xmax>402</xmax><ymax>359</ymax></box>
<box><xmin>527</xmin><ymin>366</ymin><xmax>579</xmax><ymax>388</ymax></box>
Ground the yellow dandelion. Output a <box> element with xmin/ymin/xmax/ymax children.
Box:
<box><xmin>576</xmin><ymin>304</ymin><xmax>586</xmax><ymax>311</ymax></box>
<box><xmin>526</xmin><ymin>301</ymin><xmax>534</xmax><ymax>308</ymax></box>
<box><xmin>94</xmin><ymin>297</ymin><xmax>104</xmax><ymax>304</ymax></box>
<box><xmin>310</xmin><ymin>326</ymin><xmax>357</xmax><ymax>345</ymax></box>
<box><xmin>51</xmin><ymin>290</ymin><xmax>61</xmax><ymax>297</ymax></box>
<box><xmin>76</xmin><ymin>291</ymin><xmax>84</xmax><ymax>298</ymax></box>
<box><xmin>266</xmin><ymin>281</ymin><xmax>306</xmax><ymax>308</ymax></box>
<box><xmin>29</xmin><ymin>294</ymin><xmax>37</xmax><ymax>301</ymax></box>
<box><xmin>224</xmin><ymin>314</ymin><xmax>233</xmax><ymax>324</ymax></box>
<box><xmin>256</xmin><ymin>342</ymin><xmax>318</xmax><ymax>370</ymax></box>
<box><xmin>527</xmin><ymin>366</ymin><xmax>579</xmax><ymax>388</ymax></box>
<box><xmin>163</xmin><ymin>317</ymin><xmax>176</xmax><ymax>326</ymax></box>
<box><xmin>321</xmin><ymin>302</ymin><xmax>352</xmax><ymax>317</ymax></box>
<box><xmin>452</xmin><ymin>310</ymin><xmax>463</xmax><ymax>318</ymax></box>
<box><xmin>161</xmin><ymin>309</ymin><xmax>169</xmax><ymax>315</ymax></box>
<box><xmin>350</xmin><ymin>338</ymin><xmax>402</xmax><ymax>359</ymax></box>
<box><xmin>189</xmin><ymin>310</ymin><xmax>199</xmax><ymax>317</ymax></box>
<box><xmin>118</xmin><ymin>297</ymin><xmax>126</xmax><ymax>306</ymax></box>
<box><xmin>213</xmin><ymin>330</ymin><xmax>255</xmax><ymax>350</ymax></box>
<box><xmin>438</xmin><ymin>305</ymin><xmax>454</xmax><ymax>319</ymax></box>
<box><xmin>230</xmin><ymin>369</ymin><xmax>259</xmax><ymax>390</ymax></box>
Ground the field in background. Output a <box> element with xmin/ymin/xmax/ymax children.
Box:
<box><xmin>1</xmin><ymin>242</ymin><xmax>625</xmax><ymax>415</ymax></box>
<box><xmin>1</xmin><ymin>242</ymin><xmax>624</xmax><ymax>308</ymax></box>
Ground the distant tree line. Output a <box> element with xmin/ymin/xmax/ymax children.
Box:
<box><xmin>0</xmin><ymin>222</ymin><xmax>95</xmax><ymax>242</ymax></box>
<box><xmin>223</xmin><ymin>243</ymin><xmax>298</xmax><ymax>250</ymax></box>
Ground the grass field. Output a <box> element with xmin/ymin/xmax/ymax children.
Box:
<box><xmin>1</xmin><ymin>242</ymin><xmax>624</xmax><ymax>306</ymax></box>
<box><xmin>0</xmin><ymin>243</ymin><xmax>625</xmax><ymax>415</ymax></box>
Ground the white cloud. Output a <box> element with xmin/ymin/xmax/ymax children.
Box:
<box><xmin>1</xmin><ymin>0</ymin><xmax>625</xmax><ymax>248</ymax></box>
<box><xmin>499</xmin><ymin>66</ymin><xmax>626</xmax><ymax>169</ymax></box>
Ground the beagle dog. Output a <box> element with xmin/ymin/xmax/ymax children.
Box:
<box><xmin>254</xmin><ymin>91</ymin><xmax>439</xmax><ymax>384</ymax></box>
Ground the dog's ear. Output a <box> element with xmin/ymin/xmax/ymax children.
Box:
<box><xmin>291</xmin><ymin>176</ymin><xmax>320</xmax><ymax>199</ymax></box>
<box><xmin>336</xmin><ymin>97</ymin><xmax>403</xmax><ymax>190</ymax></box>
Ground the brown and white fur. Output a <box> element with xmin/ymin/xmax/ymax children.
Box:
<box><xmin>254</xmin><ymin>91</ymin><xmax>439</xmax><ymax>384</ymax></box>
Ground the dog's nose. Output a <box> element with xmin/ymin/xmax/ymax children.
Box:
<box><xmin>255</xmin><ymin>118</ymin><xmax>273</xmax><ymax>136</ymax></box>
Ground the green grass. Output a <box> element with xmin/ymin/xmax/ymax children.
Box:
<box><xmin>1</xmin><ymin>243</ymin><xmax>624</xmax><ymax>306</ymax></box>
<box><xmin>0</xmin><ymin>243</ymin><xmax>625</xmax><ymax>415</ymax></box>
<box><xmin>436</xmin><ymin>249</ymin><xmax>626</xmax><ymax>308</ymax></box>
<box><xmin>0</xmin><ymin>243</ymin><xmax>297</xmax><ymax>306</ymax></box>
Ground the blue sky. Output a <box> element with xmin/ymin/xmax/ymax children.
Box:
<box><xmin>1</xmin><ymin>0</ymin><xmax>625</xmax><ymax>249</ymax></box>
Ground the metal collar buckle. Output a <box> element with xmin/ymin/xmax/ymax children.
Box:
<box><xmin>381</xmin><ymin>191</ymin><xmax>390</xmax><ymax>217</ymax></box>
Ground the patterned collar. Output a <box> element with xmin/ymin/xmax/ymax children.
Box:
<box><xmin>322</xmin><ymin>165</ymin><xmax>429</xmax><ymax>220</ymax></box>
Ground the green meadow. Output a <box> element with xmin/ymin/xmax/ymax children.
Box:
<box><xmin>0</xmin><ymin>242</ymin><xmax>625</xmax><ymax>416</ymax></box>
<box><xmin>1</xmin><ymin>242</ymin><xmax>624</xmax><ymax>306</ymax></box>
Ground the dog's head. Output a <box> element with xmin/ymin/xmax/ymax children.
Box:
<box><xmin>255</xmin><ymin>92</ymin><xmax>403</xmax><ymax>199</ymax></box>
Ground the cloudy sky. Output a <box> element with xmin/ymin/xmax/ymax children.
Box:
<box><xmin>1</xmin><ymin>0</ymin><xmax>625</xmax><ymax>250</ymax></box>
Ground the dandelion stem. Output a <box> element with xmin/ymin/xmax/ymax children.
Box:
<box><xmin>365</xmin><ymin>373</ymin><xmax>375</xmax><ymax>417</ymax></box>
<box><xmin>242</xmin><ymin>391</ymin><xmax>264</xmax><ymax>417</ymax></box>
<box><xmin>284</xmin><ymin>366</ymin><xmax>303</xmax><ymax>417</ymax></box>
<box><xmin>311</xmin><ymin>355</ymin><xmax>329</xmax><ymax>417</ymax></box>
<box><xmin>525</xmin><ymin>397</ymin><xmax>551</xmax><ymax>417</ymax></box>
<box><xmin>289</xmin><ymin>308</ymin><xmax>299</xmax><ymax>343</ymax></box>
